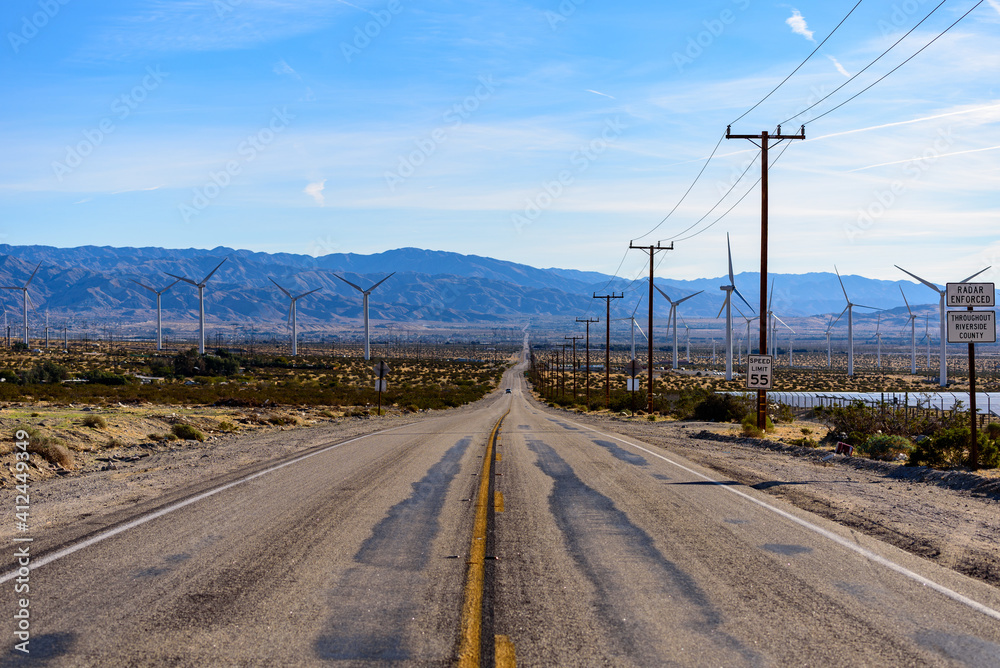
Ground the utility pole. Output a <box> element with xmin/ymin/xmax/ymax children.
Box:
<box><xmin>593</xmin><ymin>292</ymin><xmax>624</xmax><ymax>408</ymax></box>
<box><xmin>559</xmin><ymin>343</ymin><xmax>569</xmax><ymax>399</ymax></box>
<box><xmin>565</xmin><ymin>335</ymin><xmax>583</xmax><ymax>401</ymax></box>
<box><xmin>726</xmin><ymin>124</ymin><xmax>805</xmax><ymax>429</ymax></box>
<box><xmin>629</xmin><ymin>242</ymin><xmax>673</xmax><ymax>413</ymax></box>
<box><xmin>576</xmin><ymin>317</ymin><xmax>599</xmax><ymax>408</ymax></box>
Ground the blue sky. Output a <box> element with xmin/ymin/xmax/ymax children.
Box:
<box><xmin>1</xmin><ymin>0</ymin><xmax>998</xmax><ymax>284</ymax></box>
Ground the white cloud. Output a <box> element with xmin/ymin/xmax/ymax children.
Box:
<box><xmin>273</xmin><ymin>59</ymin><xmax>301</xmax><ymax>80</ymax></box>
<box><xmin>586</xmin><ymin>89</ymin><xmax>616</xmax><ymax>99</ymax></box>
<box><xmin>305</xmin><ymin>179</ymin><xmax>327</xmax><ymax>206</ymax></box>
<box><xmin>989</xmin><ymin>0</ymin><xmax>1000</xmax><ymax>16</ymax></box>
<box><xmin>786</xmin><ymin>9</ymin><xmax>814</xmax><ymax>42</ymax></box>
<box><xmin>827</xmin><ymin>55</ymin><xmax>850</xmax><ymax>78</ymax></box>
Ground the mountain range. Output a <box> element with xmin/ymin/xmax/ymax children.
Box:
<box><xmin>0</xmin><ymin>245</ymin><xmax>960</xmax><ymax>337</ymax></box>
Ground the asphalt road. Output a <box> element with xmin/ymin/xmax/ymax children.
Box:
<box><xmin>4</xmin><ymin>351</ymin><xmax>1000</xmax><ymax>666</ymax></box>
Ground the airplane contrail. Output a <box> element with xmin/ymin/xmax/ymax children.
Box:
<box><xmin>808</xmin><ymin>103</ymin><xmax>1000</xmax><ymax>142</ymax></box>
<box><xmin>848</xmin><ymin>145</ymin><xmax>1000</xmax><ymax>172</ymax></box>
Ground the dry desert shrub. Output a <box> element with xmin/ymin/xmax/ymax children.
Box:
<box><xmin>20</xmin><ymin>427</ymin><xmax>75</xmax><ymax>469</ymax></box>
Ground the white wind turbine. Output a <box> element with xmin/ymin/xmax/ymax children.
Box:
<box><xmin>871</xmin><ymin>313</ymin><xmax>883</xmax><ymax>369</ymax></box>
<box><xmin>900</xmin><ymin>286</ymin><xmax>918</xmax><ymax>375</ymax></box>
<box><xmin>717</xmin><ymin>233</ymin><xmax>754</xmax><ymax>380</ymax></box>
<box><xmin>653</xmin><ymin>285</ymin><xmax>703</xmax><ymax>370</ymax></box>
<box><xmin>270</xmin><ymin>278</ymin><xmax>321</xmax><ymax>356</ymax></box>
<box><xmin>0</xmin><ymin>262</ymin><xmax>41</xmax><ymax>346</ymax></box>
<box><xmin>130</xmin><ymin>278</ymin><xmax>179</xmax><ymax>351</ymax></box>
<box><xmin>734</xmin><ymin>303</ymin><xmax>758</xmax><ymax>364</ymax></box>
<box><xmin>165</xmin><ymin>258</ymin><xmax>228</xmax><ymax>355</ymax></box>
<box><xmin>835</xmin><ymin>266</ymin><xmax>878</xmax><ymax>377</ymax></box>
<box><xmin>894</xmin><ymin>264</ymin><xmax>989</xmax><ymax>387</ymax></box>
<box><xmin>334</xmin><ymin>272</ymin><xmax>395</xmax><ymax>361</ymax></box>
<box><xmin>824</xmin><ymin>313</ymin><xmax>842</xmax><ymax>369</ymax></box>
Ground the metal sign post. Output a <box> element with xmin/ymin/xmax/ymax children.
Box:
<box><xmin>946</xmin><ymin>282</ymin><xmax>995</xmax><ymax>469</ymax></box>
<box><xmin>374</xmin><ymin>360</ymin><xmax>391</xmax><ymax>415</ymax></box>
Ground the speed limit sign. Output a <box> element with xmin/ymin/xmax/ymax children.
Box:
<box><xmin>746</xmin><ymin>355</ymin><xmax>773</xmax><ymax>390</ymax></box>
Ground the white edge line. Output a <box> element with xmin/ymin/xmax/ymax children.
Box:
<box><xmin>1</xmin><ymin>425</ymin><xmax>406</xmax><ymax>584</ymax></box>
<box><xmin>567</xmin><ymin>418</ymin><xmax>1000</xmax><ymax>623</ymax></box>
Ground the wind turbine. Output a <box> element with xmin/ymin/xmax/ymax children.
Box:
<box><xmin>895</xmin><ymin>264</ymin><xmax>989</xmax><ymax>386</ymax></box>
<box><xmin>717</xmin><ymin>233</ymin><xmax>754</xmax><ymax>380</ymax></box>
<box><xmin>653</xmin><ymin>285</ymin><xmax>702</xmax><ymax>370</ymax></box>
<box><xmin>824</xmin><ymin>313</ymin><xmax>842</xmax><ymax>369</ymax></box>
<box><xmin>130</xmin><ymin>278</ymin><xmax>179</xmax><ymax>351</ymax></box>
<box><xmin>900</xmin><ymin>286</ymin><xmax>918</xmax><ymax>375</ymax></box>
<box><xmin>334</xmin><ymin>272</ymin><xmax>395</xmax><ymax>361</ymax></box>
<box><xmin>871</xmin><ymin>313</ymin><xmax>883</xmax><ymax>369</ymax></box>
<box><xmin>626</xmin><ymin>297</ymin><xmax>647</xmax><ymax>362</ymax></box>
<box><xmin>164</xmin><ymin>258</ymin><xmax>228</xmax><ymax>355</ymax></box>
<box><xmin>270</xmin><ymin>278</ymin><xmax>321</xmax><ymax>356</ymax></box>
<box><xmin>835</xmin><ymin>266</ymin><xmax>878</xmax><ymax>377</ymax></box>
<box><xmin>920</xmin><ymin>314</ymin><xmax>931</xmax><ymax>369</ymax></box>
<box><xmin>0</xmin><ymin>262</ymin><xmax>41</xmax><ymax>346</ymax></box>
<box><xmin>734</xmin><ymin>303</ymin><xmax>758</xmax><ymax>363</ymax></box>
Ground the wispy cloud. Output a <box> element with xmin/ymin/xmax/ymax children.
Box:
<box><xmin>586</xmin><ymin>89</ymin><xmax>616</xmax><ymax>99</ymax></box>
<box><xmin>827</xmin><ymin>55</ymin><xmax>850</xmax><ymax>78</ymax></box>
<box><xmin>305</xmin><ymin>179</ymin><xmax>327</xmax><ymax>206</ymax></box>
<box><xmin>989</xmin><ymin>0</ymin><xmax>1000</xmax><ymax>15</ymax></box>
<box><xmin>847</xmin><ymin>145</ymin><xmax>1000</xmax><ymax>172</ymax></box>
<box><xmin>786</xmin><ymin>9</ymin><xmax>814</xmax><ymax>42</ymax></box>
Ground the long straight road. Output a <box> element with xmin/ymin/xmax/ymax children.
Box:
<box><xmin>4</xmin><ymin>349</ymin><xmax>1000</xmax><ymax>666</ymax></box>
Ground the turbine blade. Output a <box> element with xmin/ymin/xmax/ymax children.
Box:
<box><xmin>959</xmin><ymin>266</ymin><xmax>990</xmax><ymax>283</ymax></box>
<box><xmin>199</xmin><ymin>258</ymin><xmax>228</xmax><ymax>285</ymax></box>
<box><xmin>675</xmin><ymin>290</ymin><xmax>703</xmax><ymax>305</ymax></box>
<box><xmin>130</xmin><ymin>279</ymin><xmax>156</xmax><ymax>293</ymax></box>
<box><xmin>716</xmin><ymin>292</ymin><xmax>729</xmax><ymax>319</ymax></box>
<box><xmin>632</xmin><ymin>318</ymin><xmax>648</xmax><ymax>341</ymax></box>
<box><xmin>732</xmin><ymin>286</ymin><xmax>754</xmax><ymax>313</ymax></box>
<box><xmin>894</xmin><ymin>265</ymin><xmax>942</xmax><ymax>294</ymax></box>
<box><xmin>161</xmin><ymin>279</ymin><xmax>180</xmax><ymax>294</ymax></box>
<box><xmin>773</xmin><ymin>314</ymin><xmax>793</xmax><ymax>332</ymax></box>
<box><xmin>854</xmin><ymin>303</ymin><xmax>879</xmax><ymax>310</ymax></box>
<box><xmin>366</xmin><ymin>272</ymin><xmax>395</xmax><ymax>293</ymax></box>
<box><xmin>24</xmin><ymin>262</ymin><xmax>41</xmax><ymax>288</ymax></box>
<box><xmin>293</xmin><ymin>287</ymin><xmax>321</xmax><ymax>299</ymax></box>
<box><xmin>164</xmin><ymin>272</ymin><xmax>197</xmax><ymax>286</ymax></box>
<box><xmin>269</xmin><ymin>277</ymin><xmax>293</xmax><ymax>299</ymax></box>
<box><xmin>333</xmin><ymin>274</ymin><xmax>365</xmax><ymax>293</ymax></box>
<box><xmin>652</xmin><ymin>284</ymin><xmax>673</xmax><ymax>303</ymax></box>
<box><xmin>726</xmin><ymin>233</ymin><xmax>735</xmax><ymax>284</ymax></box>
<box><xmin>834</xmin><ymin>265</ymin><xmax>851</xmax><ymax>303</ymax></box>
<box><xmin>899</xmin><ymin>286</ymin><xmax>913</xmax><ymax>316</ymax></box>
<box><xmin>630</xmin><ymin>295</ymin><xmax>643</xmax><ymax>318</ymax></box>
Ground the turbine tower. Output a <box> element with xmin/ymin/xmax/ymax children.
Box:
<box><xmin>164</xmin><ymin>258</ymin><xmax>228</xmax><ymax>355</ymax></box>
<box><xmin>334</xmin><ymin>272</ymin><xmax>395</xmax><ymax>361</ymax></box>
<box><xmin>269</xmin><ymin>278</ymin><xmax>320</xmax><ymax>356</ymax></box>
<box><xmin>717</xmin><ymin>234</ymin><xmax>753</xmax><ymax>381</ymax></box>
<box><xmin>894</xmin><ymin>265</ymin><xmax>989</xmax><ymax>386</ymax></box>
<box><xmin>835</xmin><ymin>266</ymin><xmax>878</xmax><ymax>377</ymax></box>
<box><xmin>130</xmin><ymin>279</ymin><xmax>179</xmax><ymax>351</ymax></box>
<box><xmin>0</xmin><ymin>262</ymin><xmax>41</xmax><ymax>346</ymax></box>
<box><xmin>900</xmin><ymin>286</ymin><xmax>918</xmax><ymax>375</ymax></box>
<box><xmin>652</xmin><ymin>285</ymin><xmax>702</xmax><ymax>370</ymax></box>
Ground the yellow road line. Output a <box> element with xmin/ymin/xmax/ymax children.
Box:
<box><xmin>458</xmin><ymin>409</ymin><xmax>508</xmax><ymax>667</ymax></box>
<box><xmin>494</xmin><ymin>490</ymin><xmax>504</xmax><ymax>513</ymax></box>
<box><xmin>495</xmin><ymin>634</ymin><xmax>517</xmax><ymax>667</ymax></box>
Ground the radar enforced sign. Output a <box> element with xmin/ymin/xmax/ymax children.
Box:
<box><xmin>746</xmin><ymin>355</ymin><xmax>773</xmax><ymax>390</ymax></box>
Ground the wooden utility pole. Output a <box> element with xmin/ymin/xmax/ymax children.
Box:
<box><xmin>565</xmin><ymin>335</ymin><xmax>583</xmax><ymax>401</ymax></box>
<box><xmin>576</xmin><ymin>317</ymin><xmax>599</xmax><ymax>408</ymax></box>
<box><xmin>559</xmin><ymin>343</ymin><xmax>568</xmax><ymax>399</ymax></box>
<box><xmin>593</xmin><ymin>292</ymin><xmax>624</xmax><ymax>408</ymax></box>
<box><xmin>629</xmin><ymin>242</ymin><xmax>673</xmax><ymax>413</ymax></box>
<box><xmin>726</xmin><ymin>124</ymin><xmax>804</xmax><ymax>429</ymax></box>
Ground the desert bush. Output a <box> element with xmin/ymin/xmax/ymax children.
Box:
<box><xmin>267</xmin><ymin>415</ymin><xmax>297</xmax><ymax>426</ymax></box>
<box><xmin>81</xmin><ymin>415</ymin><xmax>107</xmax><ymax>429</ymax></box>
<box><xmin>20</xmin><ymin>427</ymin><xmax>75</xmax><ymax>469</ymax></box>
<box><xmin>908</xmin><ymin>427</ymin><xmax>983</xmax><ymax>468</ymax></box>
<box><xmin>83</xmin><ymin>370</ymin><xmax>135</xmax><ymax>385</ymax></box>
<box><xmin>741</xmin><ymin>416</ymin><xmax>763</xmax><ymax>438</ymax></box>
<box><xmin>986</xmin><ymin>422</ymin><xmax>1000</xmax><ymax>441</ymax></box>
<box><xmin>171</xmin><ymin>423</ymin><xmax>204</xmax><ymax>442</ymax></box>
<box><xmin>857</xmin><ymin>434</ymin><xmax>913</xmax><ymax>461</ymax></box>
<box><xmin>164</xmin><ymin>432</ymin><xmax>179</xmax><ymax>441</ymax></box>
<box><xmin>692</xmin><ymin>392</ymin><xmax>752</xmax><ymax>423</ymax></box>
<box><xmin>21</xmin><ymin>361</ymin><xmax>69</xmax><ymax>385</ymax></box>
<box><xmin>147</xmin><ymin>433</ymin><xmax>164</xmax><ymax>441</ymax></box>
<box><xmin>216</xmin><ymin>420</ymin><xmax>237</xmax><ymax>433</ymax></box>
<box><xmin>774</xmin><ymin>403</ymin><xmax>795</xmax><ymax>423</ymax></box>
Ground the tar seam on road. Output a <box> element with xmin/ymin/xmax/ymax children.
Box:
<box><xmin>458</xmin><ymin>406</ymin><xmax>513</xmax><ymax>668</ymax></box>
<box><xmin>0</xmin><ymin>424</ymin><xmax>410</xmax><ymax>585</ymax></box>
<box><xmin>563</xmin><ymin>417</ymin><xmax>1000</xmax><ymax>624</ymax></box>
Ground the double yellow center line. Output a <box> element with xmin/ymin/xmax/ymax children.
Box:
<box><xmin>458</xmin><ymin>408</ymin><xmax>514</xmax><ymax>667</ymax></box>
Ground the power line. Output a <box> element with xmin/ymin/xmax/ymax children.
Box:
<box><xmin>730</xmin><ymin>0</ymin><xmax>865</xmax><ymax>126</ymax></box>
<box><xmin>783</xmin><ymin>0</ymin><xmax>949</xmax><ymax>126</ymax></box>
<box><xmin>801</xmin><ymin>0</ymin><xmax>985</xmax><ymax>126</ymax></box>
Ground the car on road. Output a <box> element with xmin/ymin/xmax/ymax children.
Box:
<box><xmin>505</xmin><ymin>388</ymin><xmax>512</xmax><ymax>394</ymax></box>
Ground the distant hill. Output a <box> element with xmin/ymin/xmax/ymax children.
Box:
<box><xmin>0</xmin><ymin>245</ymin><xmax>944</xmax><ymax>335</ymax></box>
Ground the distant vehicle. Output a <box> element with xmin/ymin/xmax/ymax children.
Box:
<box><xmin>505</xmin><ymin>388</ymin><xmax>512</xmax><ymax>394</ymax></box>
